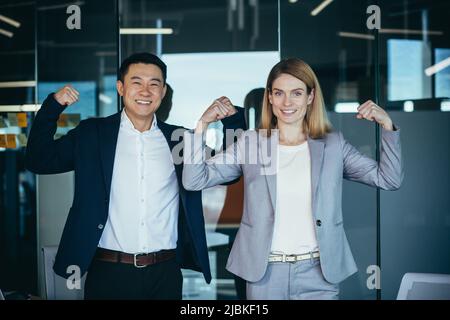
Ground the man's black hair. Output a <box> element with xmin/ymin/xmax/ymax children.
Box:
<box><xmin>118</xmin><ymin>52</ymin><xmax>167</xmax><ymax>84</ymax></box>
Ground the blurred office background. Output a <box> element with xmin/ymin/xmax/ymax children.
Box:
<box><xmin>0</xmin><ymin>0</ymin><xmax>449</xmax><ymax>299</ymax></box>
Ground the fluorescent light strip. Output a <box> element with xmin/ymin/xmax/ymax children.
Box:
<box><xmin>311</xmin><ymin>0</ymin><xmax>334</xmax><ymax>16</ymax></box>
<box><xmin>0</xmin><ymin>104</ymin><xmax>41</xmax><ymax>112</ymax></box>
<box><xmin>441</xmin><ymin>101</ymin><xmax>450</xmax><ymax>112</ymax></box>
<box><xmin>335</xmin><ymin>102</ymin><xmax>359</xmax><ymax>113</ymax></box>
<box><xmin>425</xmin><ymin>57</ymin><xmax>450</xmax><ymax>76</ymax></box>
<box><xmin>403</xmin><ymin>101</ymin><xmax>414</xmax><ymax>112</ymax></box>
<box><xmin>99</xmin><ymin>93</ymin><xmax>112</xmax><ymax>104</ymax></box>
<box><xmin>120</xmin><ymin>28</ymin><xmax>173</xmax><ymax>35</ymax></box>
<box><xmin>0</xmin><ymin>28</ymin><xmax>13</xmax><ymax>38</ymax></box>
<box><xmin>338</xmin><ymin>32</ymin><xmax>375</xmax><ymax>40</ymax></box>
<box><xmin>0</xmin><ymin>14</ymin><xmax>21</xmax><ymax>28</ymax></box>
<box><xmin>0</xmin><ymin>81</ymin><xmax>36</xmax><ymax>88</ymax></box>
<box><xmin>379</xmin><ymin>28</ymin><xmax>443</xmax><ymax>36</ymax></box>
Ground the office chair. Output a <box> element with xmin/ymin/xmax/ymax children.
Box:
<box><xmin>397</xmin><ymin>273</ymin><xmax>450</xmax><ymax>300</ymax></box>
<box><xmin>42</xmin><ymin>246</ymin><xmax>86</xmax><ymax>300</ymax></box>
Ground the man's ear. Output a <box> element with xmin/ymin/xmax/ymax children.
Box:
<box><xmin>307</xmin><ymin>88</ymin><xmax>315</xmax><ymax>105</ymax></box>
<box><xmin>116</xmin><ymin>80</ymin><xmax>124</xmax><ymax>96</ymax></box>
<box><xmin>162</xmin><ymin>83</ymin><xmax>167</xmax><ymax>99</ymax></box>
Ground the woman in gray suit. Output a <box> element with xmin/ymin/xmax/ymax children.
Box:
<box><xmin>183</xmin><ymin>58</ymin><xmax>403</xmax><ymax>300</ymax></box>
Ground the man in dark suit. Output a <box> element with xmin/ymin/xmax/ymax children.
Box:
<box><xmin>26</xmin><ymin>52</ymin><xmax>245</xmax><ymax>299</ymax></box>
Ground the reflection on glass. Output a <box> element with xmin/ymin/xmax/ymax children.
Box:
<box><xmin>162</xmin><ymin>51</ymin><xmax>278</xmax><ymax>153</ymax></box>
<box><xmin>387</xmin><ymin>39</ymin><xmax>432</xmax><ymax>101</ymax></box>
<box><xmin>435</xmin><ymin>48</ymin><xmax>450</xmax><ymax>99</ymax></box>
<box><xmin>162</xmin><ymin>51</ymin><xmax>279</xmax><ymax>129</ymax></box>
<box><xmin>100</xmin><ymin>75</ymin><xmax>119</xmax><ymax>118</ymax></box>
<box><xmin>38</xmin><ymin>82</ymin><xmax>97</xmax><ymax>120</ymax></box>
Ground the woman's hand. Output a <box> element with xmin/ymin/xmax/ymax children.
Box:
<box><xmin>195</xmin><ymin>96</ymin><xmax>237</xmax><ymax>133</ymax></box>
<box><xmin>356</xmin><ymin>100</ymin><xmax>394</xmax><ymax>131</ymax></box>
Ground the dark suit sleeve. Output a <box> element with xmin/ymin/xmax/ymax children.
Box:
<box><xmin>25</xmin><ymin>93</ymin><xmax>78</xmax><ymax>174</ymax></box>
<box><xmin>216</xmin><ymin>106</ymin><xmax>247</xmax><ymax>186</ymax></box>
<box><xmin>220</xmin><ymin>106</ymin><xmax>247</xmax><ymax>149</ymax></box>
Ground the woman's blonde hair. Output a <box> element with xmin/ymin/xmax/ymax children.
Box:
<box><xmin>259</xmin><ymin>58</ymin><xmax>332</xmax><ymax>138</ymax></box>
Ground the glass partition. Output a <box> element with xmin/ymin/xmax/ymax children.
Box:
<box><xmin>377</xmin><ymin>0</ymin><xmax>450</xmax><ymax>299</ymax></box>
<box><xmin>34</xmin><ymin>0</ymin><xmax>118</xmax><ymax>298</ymax></box>
<box><xmin>118</xmin><ymin>0</ymin><xmax>278</xmax><ymax>300</ymax></box>
<box><xmin>0</xmin><ymin>0</ymin><xmax>37</xmax><ymax>297</ymax></box>
<box><xmin>280</xmin><ymin>0</ymin><xmax>378</xmax><ymax>299</ymax></box>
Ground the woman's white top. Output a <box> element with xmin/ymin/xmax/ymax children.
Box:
<box><xmin>270</xmin><ymin>141</ymin><xmax>319</xmax><ymax>255</ymax></box>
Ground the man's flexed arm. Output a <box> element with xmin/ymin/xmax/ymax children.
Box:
<box><xmin>26</xmin><ymin>85</ymin><xmax>81</xmax><ymax>174</ymax></box>
<box><xmin>53</xmin><ymin>85</ymin><xmax>80</xmax><ymax>106</ymax></box>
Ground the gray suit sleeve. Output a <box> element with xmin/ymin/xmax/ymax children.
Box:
<box><xmin>340</xmin><ymin>126</ymin><xmax>404</xmax><ymax>190</ymax></box>
<box><xmin>182</xmin><ymin>131</ymin><xmax>243</xmax><ymax>191</ymax></box>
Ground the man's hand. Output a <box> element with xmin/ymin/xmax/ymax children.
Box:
<box><xmin>53</xmin><ymin>85</ymin><xmax>80</xmax><ymax>107</ymax></box>
<box><xmin>356</xmin><ymin>100</ymin><xmax>394</xmax><ymax>131</ymax></box>
<box><xmin>195</xmin><ymin>96</ymin><xmax>237</xmax><ymax>133</ymax></box>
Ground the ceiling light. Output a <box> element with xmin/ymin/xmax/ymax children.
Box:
<box><xmin>311</xmin><ymin>0</ymin><xmax>333</xmax><ymax>16</ymax></box>
<box><xmin>120</xmin><ymin>28</ymin><xmax>173</xmax><ymax>35</ymax></box>
<box><xmin>403</xmin><ymin>100</ymin><xmax>414</xmax><ymax>112</ymax></box>
<box><xmin>338</xmin><ymin>32</ymin><xmax>375</xmax><ymax>40</ymax></box>
<box><xmin>0</xmin><ymin>28</ymin><xmax>13</xmax><ymax>38</ymax></box>
<box><xmin>425</xmin><ymin>57</ymin><xmax>450</xmax><ymax>76</ymax></box>
<box><xmin>0</xmin><ymin>104</ymin><xmax>41</xmax><ymax>112</ymax></box>
<box><xmin>334</xmin><ymin>102</ymin><xmax>359</xmax><ymax>113</ymax></box>
<box><xmin>0</xmin><ymin>14</ymin><xmax>20</xmax><ymax>28</ymax></box>
<box><xmin>0</xmin><ymin>81</ymin><xmax>36</xmax><ymax>88</ymax></box>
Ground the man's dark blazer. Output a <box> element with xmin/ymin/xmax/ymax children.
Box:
<box><xmin>25</xmin><ymin>94</ymin><xmax>246</xmax><ymax>283</ymax></box>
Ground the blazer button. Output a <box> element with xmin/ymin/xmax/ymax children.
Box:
<box><xmin>98</xmin><ymin>224</ymin><xmax>104</xmax><ymax>230</ymax></box>
<box><xmin>316</xmin><ymin>220</ymin><xmax>322</xmax><ymax>227</ymax></box>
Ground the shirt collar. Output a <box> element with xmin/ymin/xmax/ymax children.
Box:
<box><xmin>121</xmin><ymin>109</ymin><xmax>158</xmax><ymax>133</ymax></box>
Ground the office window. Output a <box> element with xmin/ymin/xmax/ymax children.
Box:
<box><xmin>388</xmin><ymin>39</ymin><xmax>432</xmax><ymax>101</ymax></box>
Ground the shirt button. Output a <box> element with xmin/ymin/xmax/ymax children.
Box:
<box><xmin>98</xmin><ymin>224</ymin><xmax>104</xmax><ymax>230</ymax></box>
<box><xmin>316</xmin><ymin>220</ymin><xmax>322</xmax><ymax>227</ymax></box>
<box><xmin>141</xmin><ymin>199</ymin><xmax>144</xmax><ymax>203</ymax></box>
<box><xmin>141</xmin><ymin>222</ymin><xmax>145</xmax><ymax>226</ymax></box>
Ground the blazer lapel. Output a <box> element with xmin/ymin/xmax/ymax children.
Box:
<box><xmin>98</xmin><ymin>112</ymin><xmax>121</xmax><ymax>197</ymax></box>
<box><xmin>258</xmin><ymin>131</ymin><xmax>278</xmax><ymax>213</ymax></box>
<box><xmin>157</xmin><ymin>119</ymin><xmax>183</xmax><ymax>184</ymax></box>
<box><xmin>308</xmin><ymin>137</ymin><xmax>325</xmax><ymax>216</ymax></box>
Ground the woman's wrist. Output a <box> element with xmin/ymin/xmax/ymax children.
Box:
<box><xmin>381</xmin><ymin>119</ymin><xmax>394</xmax><ymax>131</ymax></box>
<box><xmin>195</xmin><ymin>119</ymin><xmax>210</xmax><ymax>134</ymax></box>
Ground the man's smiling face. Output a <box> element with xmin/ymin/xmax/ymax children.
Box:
<box><xmin>117</xmin><ymin>63</ymin><xmax>167</xmax><ymax>121</ymax></box>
